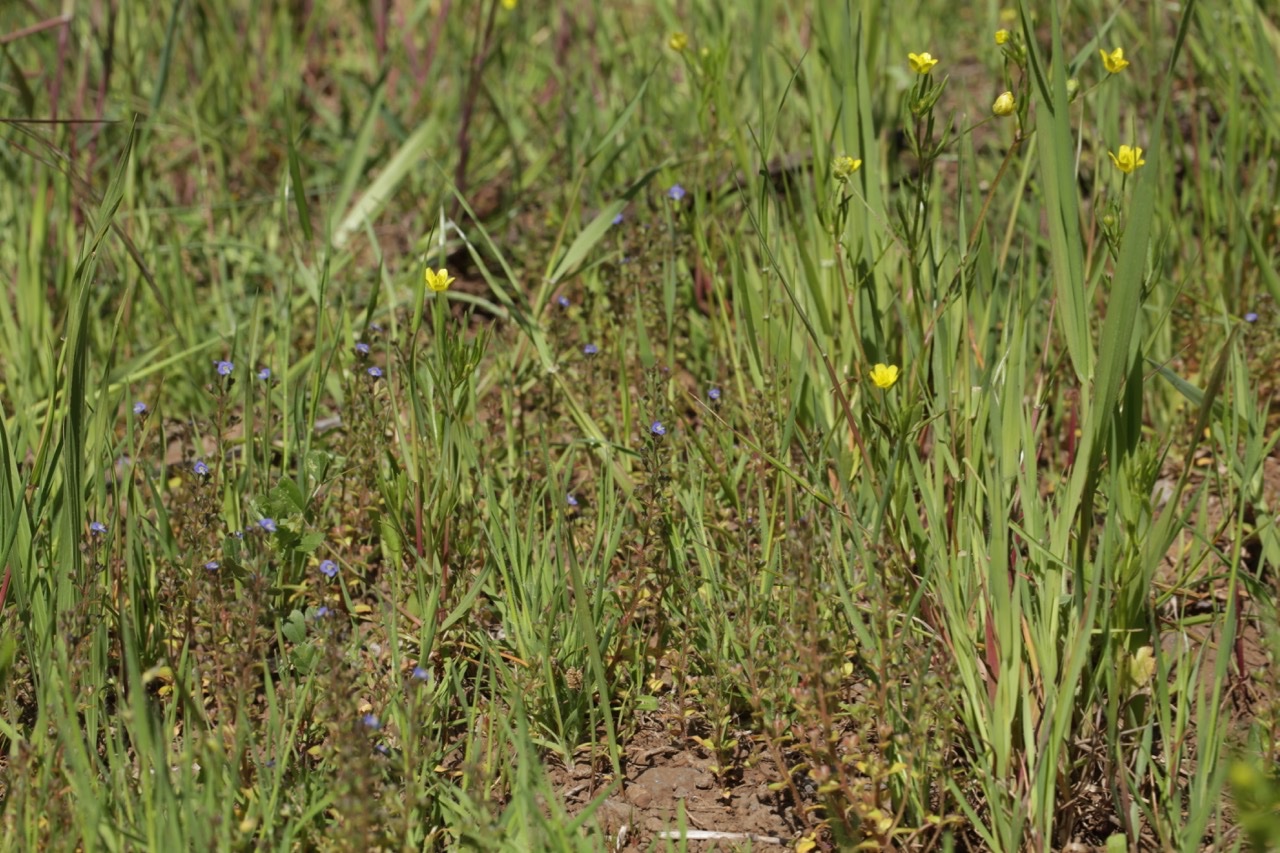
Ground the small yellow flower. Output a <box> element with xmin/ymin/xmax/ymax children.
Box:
<box><xmin>668</xmin><ymin>32</ymin><xmax>688</xmax><ymax>52</ymax></box>
<box><xmin>907</xmin><ymin>52</ymin><xmax>938</xmax><ymax>74</ymax></box>
<box><xmin>992</xmin><ymin>91</ymin><xmax>1015</xmax><ymax>117</ymax></box>
<box><xmin>500</xmin><ymin>0</ymin><xmax>516</xmax><ymax>8</ymax></box>
<box><xmin>1108</xmin><ymin>145</ymin><xmax>1146</xmax><ymax>174</ymax></box>
<box><xmin>995</xmin><ymin>29</ymin><xmax>1011</xmax><ymax>45</ymax></box>
<box><xmin>424</xmin><ymin>267</ymin><xmax>455</xmax><ymax>293</ymax></box>
<box><xmin>1100</xmin><ymin>47</ymin><xmax>1129</xmax><ymax>74</ymax></box>
<box><xmin>869</xmin><ymin>363</ymin><xmax>900</xmax><ymax>390</ymax></box>
<box><xmin>832</xmin><ymin>154</ymin><xmax>862</xmax><ymax>183</ymax></box>
<box><xmin>999</xmin><ymin>7</ymin><xmax>1017</xmax><ymax>23</ymax></box>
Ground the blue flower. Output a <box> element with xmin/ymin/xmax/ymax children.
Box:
<box><xmin>667</xmin><ymin>183</ymin><xmax>686</xmax><ymax>201</ymax></box>
<box><xmin>612</xmin><ymin>212</ymin><xmax>624</xmax><ymax>225</ymax></box>
<box><xmin>215</xmin><ymin>360</ymin><xmax>234</xmax><ymax>377</ymax></box>
<box><xmin>319</xmin><ymin>559</ymin><xmax>338</xmax><ymax>579</ymax></box>
<box><xmin>204</xmin><ymin>560</ymin><xmax>220</xmax><ymax>571</ymax></box>
<box><xmin>374</xmin><ymin>743</ymin><xmax>391</xmax><ymax>756</ymax></box>
<box><xmin>258</xmin><ymin>518</ymin><xmax>277</xmax><ymax>533</ymax></box>
<box><xmin>1245</xmin><ymin>312</ymin><xmax>1259</xmax><ymax>323</ymax></box>
<box><xmin>257</xmin><ymin>367</ymin><xmax>272</xmax><ymax>381</ymax></box>
<box><xmin>193</xmin><ymin>459</ymin><xmax>210</xmax><ymax>477</ymax></box>
<box><xmin>362</xmin><ymin>713</ymin><xmax>381</xmax><ymax>730</ymax></box>
<box><xmin>557</xmin><ymin>295</ymin><xmax>571</xmax><ymax>308</ymax></box>
<box><xmin>133</xmin><ymin>401</ymin><xmax>148</xmax><ymax>415</ymax></box>
<box><xmin>367</xmin><ymin>366</ymin><xmax>383</xmax><ymax>378</ymax></box>
<box><xmin>650</xmin><ymin>420</ymin><xmax>666</xmax><ymax>436</ymax></box>
<box><xmin>411</xmin><ymin>666</ymin><xmax>430</xmax><ymax>681</ymax></box>
<box><xmin>314</xmin><ymin>606</ymin><xmax>331</xmax><ymax>618</ymax></box>
<box><xmin>708</xmin><ymin>387</ymin><xmax>722</xmax><ymax>401</ymax></box>
<box><xmin>566</xmin><ymin>493</ymin><xmax>579</xmax><ymax>507</ymax></box>
<box><xmin>583</xmin><ymin>343</ymin><xmax>599</xmax><ymax>356</ymax></box>
<box><xmin>369</xmin><ymin>323</ymin><xmax>383</xmax><ymax>333</ymax></box>
<box><xmin>355</xmin><ymin>342</ymin><xmax>371</xmax><ymax>356</ymax></box>
<box><xmin>89</xmin><ymin>520</ymin><xmax>107</xmax><ymax>535</ymax></box>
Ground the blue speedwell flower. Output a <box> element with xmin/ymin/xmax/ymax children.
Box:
<box><xmin>362</xmin><ymin>713</ymin><xmax>380</xmax><ymax>730</ymax></box>
<box><xmin>567</xmin><ymin>493</ymin><xmax>579</xmax><ymax>507</ymax></box>
<box><xmin>708</xmin><ymin>387</ymin><xmax>722</xmax><ymax>401</ymax></box>
<box><xmin>583</xmin><ymin>343</ymin><xmax>599</xmax><ymax>356</ymax></box>
<box><xmin>258</xmin><ymin>518</ymin><xmax>277</xmax><ymax>533</ymax></box>
<box><xmin>612</xmin><ymin>211</ymin><xmax>624</xmax><ymax>225</ymax></box>
<box><xmin>204</xmin><ymin>560</ymin><xmax>220</xmax><ymax>571</ymax></box>
<box><xmin>257</xmin><ymin>367</ymin><xmax>272</xmax><ymax>380</ymax></box>
<box><xmin>650</xmin><ymin>420</ymin><xmax>667</xmax><ymax>436</ymax></box>
<box><xmin>411</xmin><ymin>666</ymin><xmax>430</xmax><ymax>681</ymax></box>
<box><xmin>89</xmin><ymin>520</ymin><xmax>107</xmax><ymax>535</ymax></box>
<box><xmin>319</xmin><ymin>560</ymin><xmax>338</xmax><ymax>579</ymax></box>
<box><xmin>355</xmin><ymin>342</ymin><xmax>371</xmax><ymax>356</ymax></box>
<box><xmin>667</xmin><ymin>183</ymin><xmax>686</xmax><ymax>201</ymax></box>
<box><xmin>557</xmin><ymin>295</ymin><xmax>571</xmax><ymax>308</ymax></box>
<box><xmin>193</xmin><ymin>459</ymin><xmax>210</xmax><ymax>477</ymax></box>
<box><xmin>367</xmin><ymin>366</ymin><xmax>383</xmax><ymax>378</ymax></box>
<box><xmin>215</xmin><ymin>360</ymin><xmax>234</xmax><ymax>377</ymax></box>
<box><xmin>133</xmin><ymin>401</ymin><xmax>148</xmax><ymax>415</ymax></box>
<box><xmin>1245</xmin><ymin>312</ymin><xmax>1259</xmax><ymax>323</ymax></box>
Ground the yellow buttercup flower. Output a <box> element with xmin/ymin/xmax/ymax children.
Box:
<box><xmin>992</xmin><ymin>91</ymin><xmax>1015</xmax><ymax>117</ymax></box>
<box><xmin>907</xmin><ymin>52</ymin><xmax>938</xmax><ymax>74</ymax></box>
<box><xmin>1108</xmin><ymin>145</ymin><xmax>1145</xmax><ymax>174</ymax></box>
<box><xmin>501</xmin><ymin>0</ymin><xmax>516</xmax><ymax>8</ymax></box>
<box><xmin>869</xmin><ymin>363</ymin><xmax>900</xmax><ymax>390</ymax></box>
<box><xmin>1100</xmin><ymin>47</ymin><xmax>1129</xmax><ymax>74</ymax></box>
<box><xmin>668</xmin><ymin>32</ymin><xmax>688</xmax><ymax>52</ymax></box>
<box><xmin>424</xmin><ymin>267</ymin><xmax>455</xmax><ymax>293</ymax></box>
<box><xmin>995</xmin><ymin>29</ymin><xmax>1011</xmax><ymax>45</ymax></box>
<box><xmin>833</xmin><ymin>154</ymin><xmax>862</xmax><ymax>183</ymax></box>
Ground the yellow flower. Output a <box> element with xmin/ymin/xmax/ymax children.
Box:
<box><xmin>995</xmin><ymin>29</ymin><xmax>1011</xmax><ymax>45</ymax></box>
<box><xmin>1108</xmin><ymin>145</ymin><xmax>1145</xmax><ymax>174</ymax></box>
<box><xmin>501</xmin><ymin>0</ymin><xmax>516</xmax><ymax>8</ymax></box>
<box><xmin>1100</xmin><ymin>47</ymin><xmax>1129</xmax><ymax>74</ymax></box>
<box><xmin>869</xmin><ymin>363</ymin><xmax>900</xmax><ymax>390</ymax></box>
<box><xmin>992</xmin><ymin>91</ymin><xmax>1015</xmax><ymax>117</ymax></box>
<box><xmin>832</xmin><ymin>154</ymin><xmax>862</xmax><ymax>183</ymax></box>
<box><xmin>424</xmin><ymin>267</ymin><xmax>455</xmax><ymax>293</ymax></box>
<box><xmin>907</xmin><ymin>52</ymin><xmax>938</xmax><ymax>74</ymax></box>
<box><xmin>668</xmin><ymin>32</ymin><xmax>688</xmax><ymax>52</ymax></box>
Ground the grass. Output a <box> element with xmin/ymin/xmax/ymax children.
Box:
<box><xmin>1</xmin><ymin>0</ymin><xmax>1279</xmax><ymax>850</ymax></box>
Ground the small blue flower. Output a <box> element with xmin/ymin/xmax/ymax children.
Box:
<box><xmin>355</xmin><ymin>342</ymin><xmax>371</xmax><ymax>356</ymax></box>
<box><xmin>215</xmin><ymin>360</ymin><xmax>234</xmax><ymax>377</ymax></box>
<box><xmin>204</xmin><ymin>560</ymin><xmax>220</xmax><ymax>571</ymax></box>
<box><xmin>1245</xmin><ymin>312</ymin><xmax>1259</xmax><ymax>323</ymax></box>
<box><xmin>133</xmin><ymin>401</ymin><xmax>148</xmax><ymax>416</ymax></box>
<box><xmin>566</xmin><ymin>493</ymin><xmax>579</xmax><ymax>507</ymax></box>
<box><xmin>650</xmin><ymin>420</ymin><xmax>667</xmax><ymax>436</ymax></box>
<box><xmin>89</xmin><ymin>520</ymin><xmax>107</xmax><ymax>535</ymax></box>
<box><xmin>708</xmin><ymin>387</ymin><xmax>722</xmax><ymax>401</ymax></box>
<box><xmin>257</xmin><ymin>367</ymin><xmax>272</xmax><ymax>381</ymax></box>
<box><xmin>314</xmin><ymin>606</ymin><xmax>331</xmax><ymax>618</ymax></box>
<box><xmin>319</xmin><ymin>559</ymin><xmax>338</xmax><ymax>579</ymax></box>
<box><xmin>258</xmin><ymin>518</ymin><xmax>277</xmax><ymax>533</ymax></box>
<box><xmin>369</xmin><ymin>323</ymin><xmax>384</xmax><ymax>333</ymax></box>
<box><xmin>362</xmin><ymin>713</ymin><xmax>381</xmax><ymax>730</ymax></box>
<box><xmin>374</xmin><ymin>743</ymin><xmax>391</xmax><ymax>756</ymax></box>
<box><xmin>367</xmin><ymin>366</ymin><xmax>383</xmax><ymax>378</ymax></box>
<box><xmin>557</xmin><ymin>295</ymin><xmax>571</xmax><ymax>308</ymax></box>
<box><xmin>667</xmin><ymin>183</ymin><xmax>686</xmax><ymax>201</ymax></box>
<box><xmin>612</xmin><ymin>211</ymin><xmax>624</xmax><ymax>225</ymax></box>
<box><xmin>583</xmin><ymin>343</ymin><xmax>599</xmax><ymax>356</ymax></box>
<box><xmin>193</xmin><ymin>459</ymin><xmax>210</xmax><ymax>477</ymax></box>
<box><xmin>411</xmin><ymin>666</ymin><xmax>430</xmax><ymax>680</ymax></box>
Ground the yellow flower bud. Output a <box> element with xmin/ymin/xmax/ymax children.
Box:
<box><xmin>995</xmin><ymin>29</ymin><xmax>1011</xmax><ymax>45</ymax></box>
<box><xmin>992</xmin><ymin>91</ymin><xmax>1015</xmax><ymax>117</ymax></box>
<box><xmin>832</xmin><ymin>154</ymin><xmax>862</xmax><ymax>183</ymax></box>
<box><xmin>668</xmin><ymin>32</ymin><xmax>688</xmax><ymax>52</ymax></box>
<box><xmin>907</xmin><ymin>52</ymin><xmax>938</xmax><ymax>74</ymax></box>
